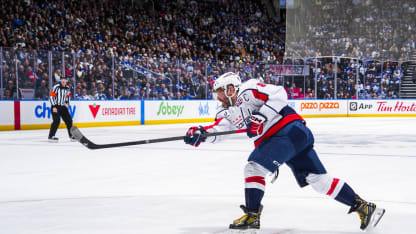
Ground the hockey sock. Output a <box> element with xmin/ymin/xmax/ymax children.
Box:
<box><xmin>244</xmin><ymin>162</ymin><xmax>268</xmax><ymax>212</ymax></box>
<box><xmin>245</xmin><ymin>188</ymin><xmax>264</xmax><ymax>212</ymax></box>
<box><xmin>334</xmin><ymin>183</ymin><xmax>356</xmax><ymax>206</ymax></box>
<box><xmin>306</xmin><ymin>173</ymin><xmax>356</xmax><ymax>207</ymax></box>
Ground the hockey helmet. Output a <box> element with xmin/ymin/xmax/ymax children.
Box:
<box><xmin>213</xmin><ymin>72</ymin><xmax>241</xmax><ymax>106</ymax></box>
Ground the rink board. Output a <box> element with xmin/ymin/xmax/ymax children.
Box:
<box><xmin>1</xmin><ymin>99</ymin><xmax>416</xmax><ymax>130</ymax></box>
<box><xmin>16</xmin><ymin>100</ymin><xmax>141</xmax><ymax>130</ymax></box>
<box><xmin>144</xmin><ymin>100</ymin><xmax>218</xmax><ymax>124</ymax></box>
<box><xmin>0</xmin><ymin>101</ymin><xmax>14</xmax><ymax>130</ymax></box>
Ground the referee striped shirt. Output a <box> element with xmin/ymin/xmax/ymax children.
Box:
<box><xmin>49</xmin><ymin>84</ymin><xmax>71</xmax><ymax>107</ymax></box>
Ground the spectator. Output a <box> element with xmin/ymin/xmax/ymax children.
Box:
<box><xmin>96</xmin><ymin>88</ymin><xmax>107</xmax><ymax>100</ymax></box>
<box><xmin>88</xmin><ymin>89</ymin><xmax>98</xmax><ymax>100</ymax></box>
<box><xmin>5</xmin><ymin>80</ymin><xmax>20</xmax><ymax>99</ymax></box>
<box><xmin>53</xmin><ymin>70</ymin><xmax>62</xmax><ymax>83</ymax></box>
<box><xmin>80</xmin><ymin>89</ymin><xmax>91</xmax><ymax>100</ymax></box>
<box><xmin>35</xmin><ymin>80</ymin><xmax>49</xmax><ymax>100</ymax></box>
<box><xmin>193</xmin><ymin>78</ymin><xmax>208</xmax><ymax>99</ymax></box>
<box><xmin>74</xmin><ymin>87</ymin><xmax>83</xmax><ymax>100</ymax></box>
<box><xmin>182</xmin><ymin>89</ymin><xmax>192</xmax><ymax>100</ymax></box>
<box><xmin>130</xmin><ymin>90</ymin><xmax>141</xmax><ymax>100</ymax></box>
<box><xmin>3</xmin><ymin>88</ymin><xmax>13</xmax><ymax>100</ymax></box>
<box><xmin>119</xmin><ymin>90</ymin><xmax>130</xmax><ymax>100</ymax></box>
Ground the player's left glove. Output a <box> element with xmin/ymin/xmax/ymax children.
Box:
<box><xmin>246</xmin><ymin>112</ymin><xmax>267</xmax><ymax>138</ymax></box>
<box><xmin>184</xmin><ymin>126</ymin><xmax>207</xmax><ymax>147</ymax></box>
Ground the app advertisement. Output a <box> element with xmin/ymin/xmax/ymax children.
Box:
<box><xmin>349</xmin><ymin>100</ymin><xmax>416</xmax><ymax>115</ymax></box>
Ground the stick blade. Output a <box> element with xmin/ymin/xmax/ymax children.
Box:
<box><xmin>70</xmin><ymin>126</ymin><xmax>83</xmax><ymax>141</ymax></box>
<box><xmin>70</xmin><ymin>126</ymin><xmax>98</xmax><ymax>150</ymax></box>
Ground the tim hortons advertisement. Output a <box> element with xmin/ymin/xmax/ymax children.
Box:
<box><xmin>349</xmin><ymin>100</ymin><xmax>416</xmax><ymax>116</ymax></box>
<box><xmin>145</xmin><ymin>100</ymin><xmax>218</xmax><ymax>123</ymax></box>
<box><xmin>295</xmin><ymin>100</ymin><xmax>347</xmax><ymax>116</ymax></box>
<box><xmin>73</xmin><ymin>100</ymin><xmax>141</xmax><ymax>123</ymax></box>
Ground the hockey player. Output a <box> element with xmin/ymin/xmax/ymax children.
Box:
<box><xmin>184</xmin><ymin>72</ymin><xmax>385</xmax><ymax>232</ymax></box>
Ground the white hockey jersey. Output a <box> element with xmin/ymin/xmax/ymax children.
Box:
<box><xmin>204</xmin><ymin>79</ymin><xmax>304</xmax><ymax>147</ymax></box>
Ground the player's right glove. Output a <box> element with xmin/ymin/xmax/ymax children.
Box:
<box><xmin>246</xmin><ymin>112</ymin><xmax>267</xmax><ymax>138</ymax></box>
<box><xmin>184</xmin><ymin>126</ymin><xmax>207</xmax><ymax>147</ymax></box>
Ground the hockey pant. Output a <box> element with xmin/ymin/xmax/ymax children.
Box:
<box><xmin>244</xmin><ymin>120</ymin><xmax>356</xmax><ymax>211</ymax></box>
<box><xmin>49</xmin><ymin>106</ymin><xmax>73</xmax><ymax>138</ymax></box>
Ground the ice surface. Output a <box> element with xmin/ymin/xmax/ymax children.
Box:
<box><xmin>0</xmin><ymin>117</ymin><xmax>415</xmax><ymax>234</ymax></box>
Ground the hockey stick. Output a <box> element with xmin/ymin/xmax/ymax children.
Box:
<box><xmin>70</xmin><ymin>126</ymin><xmax>247</xmax><ymax>150</ymax></box>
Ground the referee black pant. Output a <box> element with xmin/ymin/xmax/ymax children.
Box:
<box><xmin>48</xmin><ymin>106</ymin><xmax>73</xmax><ymax>138</ymax></box>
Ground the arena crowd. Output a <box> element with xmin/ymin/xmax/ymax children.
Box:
<box><xmin>0</xmin><ymin>0</ymin><xmax>411</xmax><ymax>100</ymax></box>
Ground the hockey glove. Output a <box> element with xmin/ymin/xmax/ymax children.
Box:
<box><xmin>246</xmin><ymin>112</ymin><xmax>267</xmax><ymax>138</ymax></box>
<box><xmin>184</xmin><ymin>126</ymin><xmax>207</xmax><ymax>147</ymax></box>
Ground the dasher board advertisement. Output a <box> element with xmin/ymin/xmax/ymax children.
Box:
<box><xmin>294</xmin><ymin>100</ymin><xmax>348</xmax><ymax>117</ymax></box>
<box><xmin>349</xmin><ymin>100</ymin><xmax>416</xmax><ymax>116</ymax></box>
<box><xmin>144</xmin><ymin>100</ymin><xmax>218</xmax><ymax>124</ymax></box>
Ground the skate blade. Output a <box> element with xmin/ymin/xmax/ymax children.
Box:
<box><xmin>366</xmin><ymin>207</ymin><xmax>385</xmax><ymax>232</ymax></box>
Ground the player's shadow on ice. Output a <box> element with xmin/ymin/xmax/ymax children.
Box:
<box><xmin>180</xmin><ymin>227</ymin><xmax>362</xmax><ymax>234</ymax></box>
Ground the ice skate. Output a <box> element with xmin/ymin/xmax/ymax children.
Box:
<box><xmin>229</xmin><ymin>205</ymin><xmax>262</xmax><ymax>233</ymax></box>
<box><xmin>348</xmin><ymin>195</ymin><xmax>385</xmax><ymax>231</ymax></box>
<box><xmin>48</xmin><ymin>136</ymin><xmax>59</xmax><ymax>143</ymax></box>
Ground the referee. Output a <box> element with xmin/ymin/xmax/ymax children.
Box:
<box><xmin>48</xmin><ymin>76</ymin><xmax>75</xmax><ymax>142</ymax></box>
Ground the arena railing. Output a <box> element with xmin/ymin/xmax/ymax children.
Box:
<box><xmin>0</xmin><ymin>47</ymin><xmax>410</xmax><ymax>100</ymax></box>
